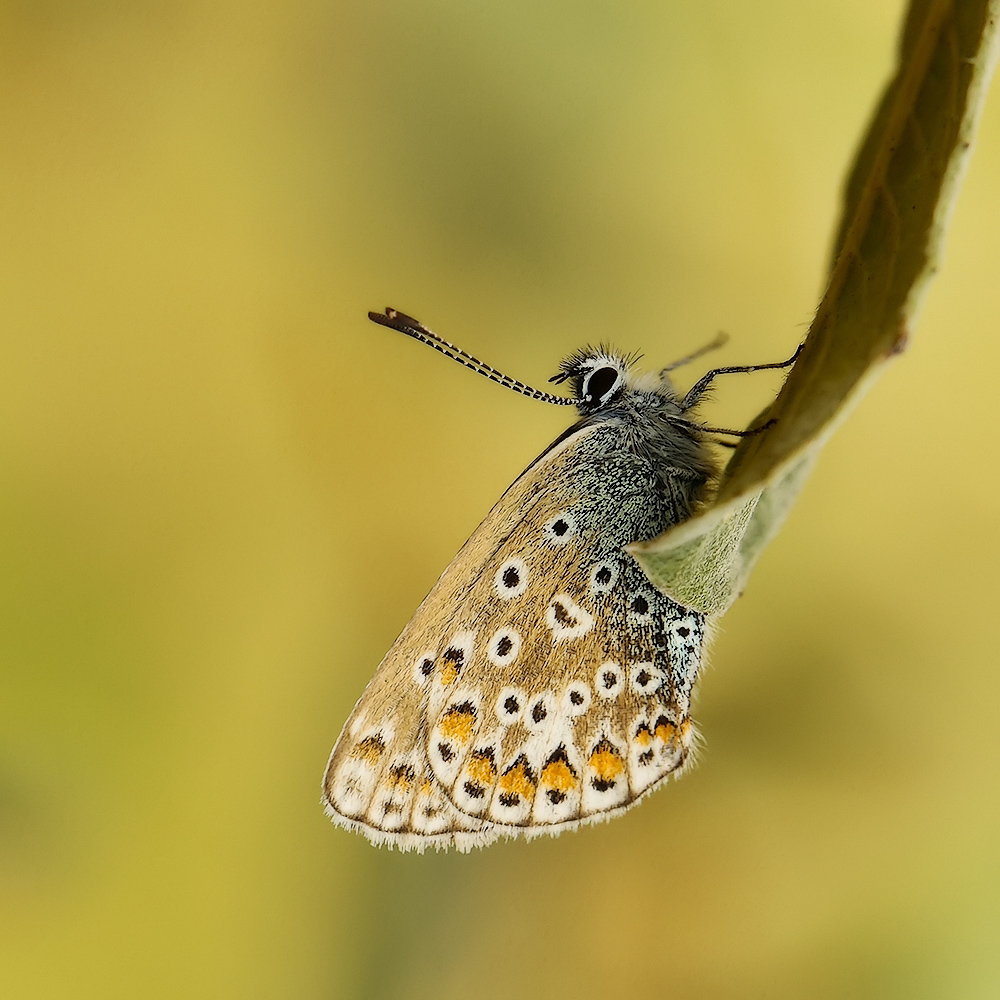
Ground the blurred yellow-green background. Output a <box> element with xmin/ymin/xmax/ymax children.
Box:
<box><xmin>2</xmin><ymin>2</ymin><xmax>999</xmax><ymax>997</ymax></box>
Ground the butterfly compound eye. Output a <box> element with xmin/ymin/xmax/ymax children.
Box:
<box><xmin>582</xmin><ymin>365</ymin><xmax>620</xmax><ymax>405</ymax></box>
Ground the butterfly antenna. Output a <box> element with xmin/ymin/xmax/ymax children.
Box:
<box><xmin>369</xmin><ymin>308</ymin><xmax>576</xmax><ymax>406</ymax></box>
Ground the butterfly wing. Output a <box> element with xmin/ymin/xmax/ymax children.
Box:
<box><xmin>323</xmin><ymin>421</ymin><xmax>707</xmax><ymax>850</ymax></box>
<box><xmin>322</xmin><ymin>427</ymin><xmax>592</xmax><ymax>851</ymax></box>
<box><xmin>421</xmin><ymin>422</ymin><xmax>707</xmax><ymax>834</ymax></box>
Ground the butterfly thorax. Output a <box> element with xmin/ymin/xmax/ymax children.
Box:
<box><xmin>564</xmin><ymin>354</ymin><xmax>718</xmax><ymax>526</ymax></box>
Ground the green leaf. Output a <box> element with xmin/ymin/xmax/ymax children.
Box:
<box><xmin>633</xmin><ymin>0</ymin><xmax>1000</xmax><ymax>615</ymax></box>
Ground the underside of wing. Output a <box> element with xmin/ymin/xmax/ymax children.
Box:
<box><xmin>323</xmin><ymin>730</ymin><xmax>501</xmax><ymax>853</ymax></box>
<box><xmin>322</xmin><ymin>425</ymin><xmax>600</xmax><ymax>851</ymax></box>
<box><xmin>323</xmin><ymin>419</ymin><xmax>711</xmax><ymax>849</ymax></box>
<box><xmin>422</xmin><ymin>553</ymin><xmax>707</xmax><ymax>835</ymax></box>
<box><xmin>418</xmin><ymin>422</ymin><xmax>710</xmax><ymax>834</ymax></box>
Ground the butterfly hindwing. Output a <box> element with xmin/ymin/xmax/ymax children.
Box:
<box><xmin>422</xmin><ymin>421</ymin><xmax>707</xmax><ymax>834</ymax></box>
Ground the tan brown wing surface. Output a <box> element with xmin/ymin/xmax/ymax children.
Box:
<box><xmin>322</xmin><ymin>427</ymin><xmax>604</xmax><ymax>851</ymax></box>
<box><xmin>421</xmin><ymin>446</ymin><xmax>707</xmax><ymax>835</ymax></box>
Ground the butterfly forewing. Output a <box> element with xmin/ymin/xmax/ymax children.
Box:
<box><xmin>322</xmin><ymin>427</ymin><xmax>593</xmax><ymax>850</ymax></box>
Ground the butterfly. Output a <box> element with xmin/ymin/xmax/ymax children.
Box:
<box><xmin>323</xmin><ymin>308</ymin><xmax>797</xmax><ymax>852</ymax></box>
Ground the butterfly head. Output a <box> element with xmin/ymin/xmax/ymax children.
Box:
<box><xmin>549</xmin><ymin>347</ymin><xmax>650</xmax><ymax>415</ymax></box>
<box><xmin>368</xmin><ymin>310</ymin><xmax>692</xmax><ymax>415</ymax></box>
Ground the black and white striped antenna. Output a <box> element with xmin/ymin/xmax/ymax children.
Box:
<box><xmin>369</xmin><ymin>308</ymin><xmax>576</xmax><ymax>406</ymax></box>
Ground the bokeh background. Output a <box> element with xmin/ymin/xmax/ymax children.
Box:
<box><xmin>2</xmin><ymin>1</ymin><xmax>999</xmax><ymax>997</ymax></box>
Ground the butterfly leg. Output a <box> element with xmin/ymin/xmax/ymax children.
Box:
<box><xmin>680</xmin><ymin>342</ymin><xmax>803</xmax><ymax>410</ymax></box>
<box><xmin>659</xmin><ymin>331</ymin><xmax>729</xmax><ymax>375</ymax></box>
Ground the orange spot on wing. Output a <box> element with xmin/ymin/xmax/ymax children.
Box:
<box><xmin>498</xmin><ymin>757</ymin><xmax>537</xmax><ymax>802</ymax></box>
<box><xmin>466</xmin><ymin>750</ymin><xmax>497</xmax><ymax>785</ymax></box>
<box><xmin>655</xmin><ymin>716</ymin><xmax>692</xmax><ymax>750</ymax></box>
<box><xmin>389</xmin><ymin>763</ymin><xmax>416</xmax><ymax>788</ymax></box>
<box><xmin>541</xmin><ymin>757</ymin><xmax>578</xmax><ymax>793</ymax></box>
<box><xmin>350</xmin><ymin>734</ymin><xmax>386</xmax><ymax>765</ymax></box>
<box><xmin>634</xmin><ymin>724</ymin><xmax>654</xmax><ymax>747</ymax></box>
<box><xmin>589</xmin><ymin>742</ymin><xmax>625</xmax><ymax>782</ymax></box>
<box><xmin>654</xmin><ymin>718</ymin><xmax>677</xmax><ymax>744</ymax></box>
<box><xmin>437</xmin><ymin>646</ymin><xmax>467</xmax><ymax>686</ymax></box>
<box><xmin>439</xmin><ymin>703</ymin><xmax>476</xmax><ymax>743</ymax></box>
